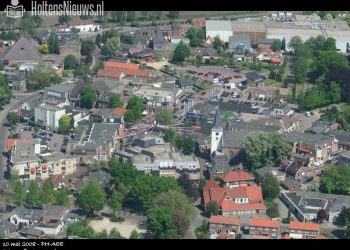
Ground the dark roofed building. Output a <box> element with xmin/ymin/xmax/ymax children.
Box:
<box><xmin>284</xmin><ymin>162</ymin><xmax>307</xmax><ymax>180</ymax></box>
<box><xmin>0</xmin><ymin>220</ymin><xmax>17</xmax><ymax>235</ymax></box>
<box><xmin>175</xmin><ymin>78</ymin><xmax>193</xmax><ymax>89</ymax></box>
<box><xmin>3</xmin><ymin>36</ymin><xmax>42</xmax><ymax>65</ymax></box>
<box><xmin>89</xmin><ymin>171</ymin><xmax>110</xmax><ymax>186</ymax></box>
<box><xmin>96</xmin><ymin>91</ymin><xmax>117</xmax><ymax>109</ymax></box>
<box><xmin>18</xmin><ymin>226</ymin><xmax>45</xmax><ymax>239</ymax></box>
<box><xmin>246</xmin><ymin>71</ymin><xmax>265</xmax><ymax>87</ymax></box>
<box><xmin>229</xmin><ymin>34</ymin><xmax>251</xmax><ymax>51</ymax></box>
<box><xmin>209</xmin><ymin>153</ymin><xmax>232</xmax><ymax>176</ymax></box>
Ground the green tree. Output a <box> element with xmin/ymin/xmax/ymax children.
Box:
<box><xmin>80</xmin><ymin>86</ymin><xmax>97</xmax><ymax>109</ymax></box>
<box><xmin>109</xmin><ymin>228</ymin><xmax>124</xmax><ymax>239</ymax></box>
<box><xmin>95</xmin><ymin>33</ymin><xmax>102</xmax><ymax>45</ymax></box>
<box><xmin>177</xmin><ymin>174</ymin><xmax>199</xmax><ymax>200</ymax></box>
<box><xmin>6</xmin><ymin>112</ymin><xmax>19</xmax><ymax>127</ymax></box>
<box><xmin>328</xmin><ymin>81</ymin><xmax>341</xmax><ymax>104</ymax></box>
<box><xmin>336</xmin><ymin>207</ymin><xmax>350</xmax><ymax>226</ymax></box>
<box><xmin>19</xmin><ymin>12</ymin><xmax>42</xmax><ymax>34</ymax></box>
<box><xmin>26</xmin><ymin>181</ymin><xmax>42</xmax><ymax>208</ymax></box>
<box><xmin>261</xmin><ymin>173</ymin><xmax>280</xmax><ymax>200</ymax></box>
<box><xmin>155</xmin><ymin>108</ymin><xmax>175</xmax><ymax>125</ymax></box>
<box><xmin>346</xmin><ymin>222</ymin><xmax>350</xmax><ymax>239</ymax></box>
<box><xmin>205</xmin><ymin>201</ymin><xmax>219</xmax><ymax>216</ymax></box>
<box><xmin>129</xmin><ymin>230</ymin><xmax>144</xmax><ymax>239</ymax></box>
<box><xmin>173</xmin><ymin>41</ymin><xmax>190</xmax><ymax>62</ymax></box>
<box><xmin>272</xmin><ymin>39</ymin><xmax>281</xmax><ymax>52</ymax></box>
<box><xmin>110</xmin><ymin>190</ymin><xmax>122</xmax><ymax>213</ymax></box>
<box><xmin>324</xmin><ymin>13</ymin><xmax>334</xmax><ymax>21</ymax></box>
<box><xmin>242</xmin><ymin>132</ymin><xmax>291</xmax><ymax>171</ymax></box>
<box><xmin>0</xmin><ymin>87</ymin><xmax>11</xmax><ymax>107</ymax></box>
<box><xmin>48</xmin><ymin>33</ymin><xmax>60</xmax><ymax>54</ymax></box>
<box><xmin>103</xmin><ymin>37</ymin><xmax>120</xmax><ymax>56</ymax></box>
<box><xmin>126</xmin><ymin>11</ymin><xmax>136</xmax><ymax>22</ymax></box>
<box><xmin>38</xmin><ymin>44</ymin><xmax>49</xmax><ymax>54</ymax></box>
<box><xmin>70</xmin><ymin>27</ymin><xmax>80</xmax><ymax>35</ymax></box>
<box><xmin>13</xmin><ymin>180</ymin><xmax>25</xmax><ymax>207</ymax></box>
<box><xmin>316</xmin><ymin>209</ymin><xmax>329</xmax><ymax>223</ymax></box>
<box><xmin>41</xmin><ymin>179</ymin><xmax>56</xmax><ymax>204</ymax></box>
<box><xmin>129</xmin><ymin>175</ymin><xmax>182</xmax><ymax>208</ymax></box>
<box><xmin>124</xmin><ymin>96</ymin><xmax>144</xmax><ymax>123</ymax></box>
<box><xmin>152</xmin><ymin>190</ymin><xmax>195</xmax><ymax>236</ymax></box>
<box><xmin>55</xmin><ymin>188</ymin><xmax>69</xmax><ymax>206</ymax></box>
<box><xmin>163</xmin><ymin>128</ymin><xmax>175</xmax><ymax>144</ymax></box>
<box><xmin>74</xmin><ymin>66</ymin><xmax>90</xmax><ymax>77</ymax></box>
<box><xmin>109</xmin><ymin>157</ymin><xmax>140</xmax><ymax>189</ymax></box>
<box><xmin>323</xmin><ymin>37</ymin><xmax>337</xmax><ymax>51</ymax></box>
<box><xmin>288</xmin><ymin>35</ymin><xmax>303</xmax><ymax>52</ymax></box>
<box><xmin>67</xmin><ymin>220</ymin><xmax>95</xmax><ymax>238</ymax></box>
<box><xmin>168</xmin><ymin>11</ymin><xmax>180</xmax><ymax>19</ymax></box>
<box><xmin>266</xmin><ymin>202</ymin><xmax>280</xmax><ymax>218</ymax></box>
<box><xmin>281</xmin><ymin>37</ymin><xmax>286</xmax><ymax>51</ymax></box>
<box><xmin>108</xmin><ymin>94</ymin><xmax>124</xmax><ymax>108</ymax></box>
<box><xmin>120</xmin><ymin>35</ymin><xmax>133</xmax><ymax>45</ymax></box>
<box><xmin>58</xmin><ymin>114</ymin><xmax>71</xmax><ymax>134</ymax></box>
<box><xmin>319</xmin><ymin>164</ymin><xmax>350</xmax><ymax>194</ymax></box>
<box><xmin>81</xmin><ymin>39</ymin><xmax>96</xmax><ymax>56</ymax></box>
<box><xmin>213</xmin><ymin>35</ymin><xmax>223</xmax><ymax>50</ymax></box>
<box><xmin>147</xmin><ymin>206</ymin><xmax>173</xmax><ymax>238</ymax></box>
<box><xmin>64</xmin><ymin>55</ymin><xmax>79</xmax><ymax>70</ymax></box>
<box><xmin>77</xmin><ymin>180</ymin><xmax>106</xmax><ymax>214</ymax></box>
<box><xmin>58</xmin><ymin>14</ymin><xmax>70</xmax><ymax>24</ymax></box>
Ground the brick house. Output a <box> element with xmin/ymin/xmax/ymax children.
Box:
<box><xmin>203</xmin><ymin>179</ymin><xmax>266</xmax><ymax>216</ymax></box>
<box><xmin>220</xmin><ymin>169</ymin><xmax>255</xmax><ymax>188</ymax></box>
<box><xmin>288</xmin><ymin>221</ymin><xmax>320</xmax><ymax>239</ymax></box>
<box><xmin>249</xmin><ymin>218</ymin><xmax>280</xmax><ymax>239</ymax></box>
<box><xmin>209</xmin><ymin>215</ymin><xmax>240</xmax><ymax>235</ymax></box>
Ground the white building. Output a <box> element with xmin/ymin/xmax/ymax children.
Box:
<box><xmin>206</xmin><ymin>20</ymin><xmax>233</xmax><ymax>43</ymax></box>
<box><xmin>211</xmin><ymin>107</ymin><xmax>223</xmax><ymax>154</ymax></box>
<box><xmin>68</xmin><ymin>19</ymin><xmax>100</xmax><ymax>33</ymax></box>
<box><xmin>34</xmin><ymin>103</ymin><xmax>66</xmax><ymax>128</ymax></box>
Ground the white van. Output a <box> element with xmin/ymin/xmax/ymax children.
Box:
<box><xmin>212</xmin><ymin>78</ymin><xmax>219</xmax><ymax>84</ymax></box>
<box><xmin>305</xmin><ymin>112</ymin><xmax>311</xmax><ymax>117</ymax></box>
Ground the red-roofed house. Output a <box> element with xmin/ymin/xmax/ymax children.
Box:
<box><xmin>56</xmin><ymin>23</ymin><xmax>70</xmax><ymax>32</ymax></box>
<box><xmin>209</xmin><ymin>215</ymin><xmax>240</xmax><ymax>235</ymax></box>
<box><xmin>97</xmin><ymin>61</ymin><xmax>151</xmax><ymax>79</ymax></box>
<box><xmin>288</xmin><ymin>221</ymin><xmax>320</xmax><ymax>239</ymax></box>
<box><xmin>216</xmin><ymin>231</ymin><xmax>235</xmax><ymax>239</ymax></box>
<box><xmin>203</xmin><ymin>183</ymin><xmax>266</xmax><ymax>216</ymax></box>
<box><xmin>113</xmin><ymin>108</ymin><xmax>128</xmax><ymax>117</ymax></box>
<box><xmin>220</xmin><ymin>169</ymin><xmax>254</xmax><ymax>187</ymax></box>
<box><xmin>256</xmin><ymin>45</ymin><xmax>284</xmax><ymax>64</ymax></box>
<box><xmin>193</xmin><ymin>18</ymin><xmax>206</xmax><ymax>29</ymax></box>
<box><xmin>249</xmin><ymin>218</ymin><xmax>280</xmax><ymax>239</ymax></box>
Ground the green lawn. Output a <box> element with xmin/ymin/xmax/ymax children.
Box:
<box><xmin>266</xmin><ymin>79</ymin><xmax>283</xmax><ymax>87</ymax></box>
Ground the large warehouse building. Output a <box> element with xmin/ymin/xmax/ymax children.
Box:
<box><xmin>206</xmin><ymin>17</ymin><xmax>350</xmax><ymax>53</ymax></box>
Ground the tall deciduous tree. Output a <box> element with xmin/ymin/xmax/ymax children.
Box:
<box><xmin>173</xmin><ymin>41</ymin><xmax>190</xmax><ymax>62</ymax></box>
<box><xmin>6</xmin><ymin>112</ymin><xmax>19</xmax><ymax>127</ymax></box>
<box><xmin>147</xmin><ymin>206</ymin><xmax>174</xmax><ymax>238</ymax></box>
<box><xmin>41</xmin><ymin>179</ymin><xmax>56</xmax><ymax>204</ymax></box>
<box><xmin>77</xmin><ymin>180</ymin><xmax>106</xmax><ymax>214</ymax></box>
<box><xmin>272</xmin><ymin>39</ymin><xmax>281</xmax><ymax>52</ymax></box>
<box><xmin>48</xmin><ymin>34</ymin><xmax>60</xmax><ymax>54</ymax></box>
<box><xmin>81</xmin><ymin>39</ymin><xmax>96</xmax><ymax>56</ymax></box>
<box><xmin>319</xmin><ymin>164</ymin><xmax>350</xmax><ymax>194</ymax></box>
<box><xmin>288</xmin><ymin>36</ymin><xmax>303</xmax><ymax>52</ymax></box>
<box><xmin>155</xmin><ymin>108</ymin><xmax>175</xmax><ymax>125</ymax></box>
<box><xmin>26</xmin><ymin>181</ymin><xmax>42</xmax><ymax>208</ymax></box>
<box><xmin>64</xmin><ymin>55</ymin><xmax>79</xmax><ymax>70</ymax></box>
<box><xmin>108</xmin><ymin>94</ymin><xmax>124</xmax><ymax>108</ymax></box>
<box><xmin>266</xmin><ymin>202</ymin><xmax>280</xmax><ymax>218</ymax></box>
<box><xmin>55</xmin><ymin>188</ymin><xmax>69</xmax><ymax>206</ymax></box>
<box><xmin>168</xmin><ymin>11</ymin><xmax>180</xmax><ymax>19</ymax></box>
<box><xmin>80</xmin><ymin>86</ymin><xmax>97</xmax><ymax>109</ymax></box>
<box><xmin>262</xmin><ymin>173</ymin><xmax>280</xmax><ymax>200</ymax></box>
<box><xmin>12</xmin><ymin>181</ymin><xmax>25</xmax><ymax>207</ymax></box>
<box><xmin>58</xmin><ymin>114</ymin><xmax>71</xmax><ymax>134</ymax></box>
<box><xmin>205</xmin><ymin>201</ymin><xmax>219</xmax><ymax>216</ymax></box>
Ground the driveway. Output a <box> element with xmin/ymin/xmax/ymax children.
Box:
<box><xmin>294</xmin><ymin>110</ymin><xmax>321</xmax><ymax>132</ymax></box>
<box><xmin>183</xmin><ymin>199</ymin><xmax>208</xmax><ymax>239</ymax></box>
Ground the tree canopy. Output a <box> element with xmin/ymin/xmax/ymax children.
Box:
<box><xmin>241</xmin><ymin>132</ymin><xmax>291</xmax><ymax>171</ymax></box>
<box><xmin>261</xmin><ymin>173</ymin><xmax>280</xmax><ymax>200</ymax></box>
<box><xmin>81</xmin><ymin>39</ymin><xmax>96</xmax><ymax>56</ymax></box>
<box><xmin>147</xmin><ymin>206</ymin><xmax>173</xmax><ymax>238</ymax></box>
<box><xmin>107</xmin><ymin>94</ymin><xmax>124</xmax><ymax>108</ymax></box>
<box><xmin>80</xmin><ymin>86</ymin><xmax>97</xmax><ymax>109</ymax></box>
<box><xmin>6</xmin><ymin>112</ymin><xmax>19</xmax><ymax>127</ymax></box>
<box><xmin>124</xmin><ymin>96</ymin><xmax>145</xmax><ymax>123</ymax></box>
<box><xmin>173</xmin><ymin>41</ymin><xmax>190</xmax><ymax>62</ymax></box>
<box><xmin>58</xmin><ymin>114</ymin><xmax>71</xmax><ymax>134</ymax></box>
<box><xmin>77</xmin><ymin>180</ymin><xmax>106</xmax><ymax>213</ymax></box>
<box><xmin>319</xmin><ymin>164</ymin><xmax>350</xmax><ymax>194</ymax></box>
<box><xmin>155</xmin><ymin>108</ymin><xmax>175</xmax><ymax>125</ymax></box>
<box><xmin>26</xmin><ymin>181</ymin><xmax>42</xmax><ymax>208</ymax></box>
<box><xmin>48</xmin><ymin>34</ymin><xmax>60</xmax><ymax>54</ymax></box>
<box><xmin>64</xmin><ymin>55</ymin><xmax>79</xmax><ymax>70</ymax></box>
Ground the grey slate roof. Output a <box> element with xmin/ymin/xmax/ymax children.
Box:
<box><xmin>229</xmin><ymin>34</ymin><xmax>251</xmax><ymax>50</ymax></box>
<box><xmin>327</xmin><ymin>130</ymin><xmax>350</xmax><ymax>146</ymax></box>
<box><xmin>210</xmin><ymin>154</ymin><xmax>232</xmax><ymax>175</ymax></box>
<box><xmin>46</xmin><ymin>83</ymin><xmax>75</xmax><ymax>94</ymax></box>
<box><xmin>256</xmin><ymin>38</ymin><xmax>275</xmax><ymax>44</ymax></box>
<box><xmin>89</xmin><ymin>171</ymin><xmax>110</xmax><ymax>184</ymax></box>
<box><xmin>222</xmin><ymin>130</ymin><xmax>251</xmax><ymax>149</ymax></box>
<box><xmin>3</xmin><ymin>36</ymin><xmax>42</xmax><ymax>61</ymax></box>
<box><xmin>206</xmin><ymin>20</ymin><xmax>232</xmax><ymax>31</ymax></box>
<box><xmin>285</xmin><ymin>132</ymin><xmax>334</xmax><ymax>146</ymax></box>
<box><xmin>11</xmin><ymin>141</ymin><xmax>41</xmax><ymax>164</ymax></box>
<box><xmin>246</xmin><ymin>71</ymin><xmax>264</xmax><ymax>81</ymax></box>
<box><xmin>13</xmin><ymin>206</ymin><xmax>45</xmax><ymax>221</ymax></box>
<box><xmin>43</xmin><ymin>205</ymin><xmax>66</xmax><ymax>218</ymax></box>
<box><xmin>97</xmin><ymin>91</ymin><xmax>116</xmax><ymax>103</ymax></box>
<box><xmin>0</xmin><ymin>220</ymin><xmax>17</xmax><ymax>234</ymax></box>
<box><xmin>175</xmin><ymin>78</ymin><xmax>193</xmax><ymax>88</ymax></box>
<box><xmin>18</xmin><ymin>226</ymin><xmax>44</xmax><ymax>237</ymax></box>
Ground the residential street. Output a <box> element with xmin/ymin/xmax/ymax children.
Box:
<box><xmin>0</xmin><ymin>92</ymin><xmax>40</xmax><ymax>180</ymax></box>
<box><xmin>184</xmin><ymin>199</ymin><xmax>207</xmax><ymax>239</ymax></box>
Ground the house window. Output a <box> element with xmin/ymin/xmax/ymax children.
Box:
<box><xmin>216</xmin><ymin>132</ymin><xmax>219</xmax><ymax>136</ymax></box>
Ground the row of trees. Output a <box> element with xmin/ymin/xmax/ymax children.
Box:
<box><xmin>0</xmin><ymin>74</ymin><xmax>12</xmax><ymax>108</ymax></box>
<box><xmin>67</xmin><ymin>220</ymin><xmax>125</xmax><ymax>239</ymax></box>
<box><xmin>7</xmin><ymin>179</ymin><xmax>69</xmax><ymax>208</ymax></box>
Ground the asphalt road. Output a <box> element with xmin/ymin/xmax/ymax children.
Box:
<box><xmin>0</xmin><ymin>92</ymin><xmax>40</xmax><ymax>180</ymax></box>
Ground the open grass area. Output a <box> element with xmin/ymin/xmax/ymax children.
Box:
<box><xmin>220</xmin><ymin>111</ymin><xmax>235</xmax><ymax>118</ymax></box>
<box><xmin>193</xmin><ymin>82</ymin><xmax>209</xmax><ymax>90</ymax></box>
<box><xmin>266</xmin><ymin>79</ymin><xmax>283</xmax><ymax>87</ymax></box>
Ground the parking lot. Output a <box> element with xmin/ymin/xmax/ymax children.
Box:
<box><xmin>14</xmin><ymin>123</ymin><xmax>65</xmax><ymax>153</ymax></box>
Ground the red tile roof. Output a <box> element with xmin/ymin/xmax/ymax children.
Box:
<box><xmin>203</xmin><ymin>178</ymin><xmax>220</xmax><ymax>191</ymax></box>
<box><xmin>249</xmin><ymin>218</ymin><xmax>279</xmax><ymax>228</ymax></box>
<box><xmin>69</xmin><ymin>19</ymin><xmax>95</xmax><ymax>26</ymax></box>
<box><xmin>209</xmin><ymin>216</ymin><xmax>240</xmax><ymax>226</ymax></box>
<box><xmin>216</xmin><ymin>231</ymin><xmax>235</xmax><ymax>239</ymax></box>
<box><xmin>288</xmin><ymin>221</ymin><xmax>320</xmax><ymax>232</ymax></box>
<box><xmin>105</xmin><ymin>61</ymin><xmax>140</xmax><ymax>70</ymax></box>
<box><xmin>250</xmin><ymin>235</ymin><xmax>271</xmax><ymax>239</ymax></box>
<box><xmin>0</xmin><ymin>47</ymin><xmax>8</xmax><ymax>56</ymax></box>
<box><xmin>113</xmin><ymin>108</ymin><xmax>128</xmax><ymax>116</ymax></box>
<box><xmin>316</xmin><ymin>235</ymin><xmax>327</xmax><ymax>239</ymax></box>
<box><xmin>49</xmin><ymin>174</ymin><xmax>65</xmax><ymax>188</ymax></box>
<box><xmin>220</xmin><ymin>170</ymin><xmax>254</xmax><ymax>183</ymax></box>
<box><xmin>97</xmin><ymin>69</ymin><xmax>124</xmax><ymax>79</ymax></box>
<box><xmin>203</xmin><ymin>185</ymin><xmax>265</xmax><ymax>212</ymax></box>
<box><xmin>193</xmin><ymin>18</ymin><xmax>206</xmax><ymax>28</ymax></box>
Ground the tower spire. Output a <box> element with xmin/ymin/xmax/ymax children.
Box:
<box><xmin>213</xmin><ymin>105</ymin><xmax>222</xmax><ymax>128</ymax></box>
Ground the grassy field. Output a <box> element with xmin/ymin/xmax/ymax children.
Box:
<box><xmin>266</xmin><ymin>79</ymin><xmax>283</xmax><ymax>87</ymax></box>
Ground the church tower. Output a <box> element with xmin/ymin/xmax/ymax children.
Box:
<box><xmin>211</xmin><ymin>106</ymin><xmax>223</xmax><ymax>154</ymax></box>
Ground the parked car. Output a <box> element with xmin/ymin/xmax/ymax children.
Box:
<box><xmin>324</xmin><ymin>160</ymin><xmax>332</xmax><ymax>165</ymax></box>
